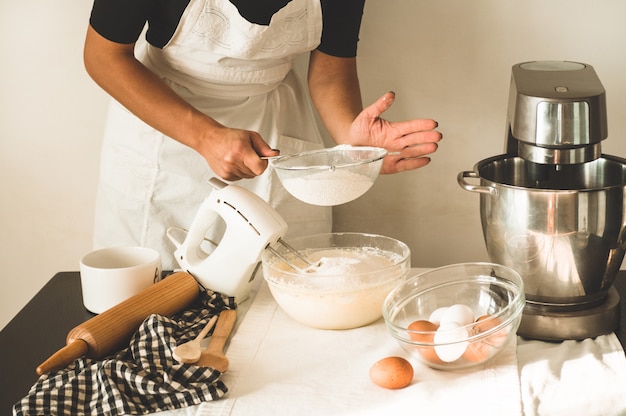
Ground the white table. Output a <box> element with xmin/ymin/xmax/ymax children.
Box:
<box><xmin>158</xmin><ymin>268</ymin><xmax>626</xmax><ymax>416</ymax></box>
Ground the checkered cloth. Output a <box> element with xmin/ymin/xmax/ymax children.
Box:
<box><xmin>13</xmin><ymin>287</ymin><xmax>237</xmax><ymax>416</ymax></box>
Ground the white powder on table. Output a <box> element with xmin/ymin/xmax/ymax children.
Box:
<box><xmin>280</xmin><ymin>169</ymin><xmax>374</xmax><ymax>206</ymax></box>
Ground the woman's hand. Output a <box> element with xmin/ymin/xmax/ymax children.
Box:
<box><xmin>195</xmin><ymin>124</ymin><xmax>279</xmax><ymax>181</ymax></box>
<box><xmin>308</xmin><ymin>51</ymin><xmax>441</xmax><ymax>175</ymax></box>
<box><xmin>349</xmin><ymin>92</ymin><xmax>442</xmax><ymax>174</ymax></box>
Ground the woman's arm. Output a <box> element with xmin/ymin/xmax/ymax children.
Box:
<box><xmin>307</xmin><ymin>49</ymin><xmax>362</xmax><ymax>144</ymax></box>
<box><xmin>307</xmin><ymin>49</ymin><xmax>442</xmax><ymax>174</ymax></box>
<box><xmin>83</xmin><ymin>25</ymin><xmax>276</xmax><ymax>180</ymax></box>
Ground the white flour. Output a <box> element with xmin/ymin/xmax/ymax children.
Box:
<box><xmin>280</xmin><ymin>169</ymin><xmax>374</xmax><ymax>206</ymax></box>
<box><xmin>307</xmin><ymin>248</ymin><xmax>397</xmax><ymax>277</ymax></box>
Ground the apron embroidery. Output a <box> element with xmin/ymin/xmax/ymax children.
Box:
<box><xmin>189</xmin><ymin>0</ymin><xmax>314</xmax><ymax>62</ymax></box>
<box><xmin>193</xmin><ymin>9</ymin><xmax>309</xmax><ymax>56</ymax></box>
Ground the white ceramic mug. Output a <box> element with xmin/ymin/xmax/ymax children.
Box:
<box><xmin>79</xmin><ymin>246</ymin><xmax>162</xmax><ymax>314</ymax></box>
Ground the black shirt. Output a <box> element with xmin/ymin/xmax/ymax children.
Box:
<box><xmin>89</xmin><ymin>0</ymin><xmax>365</xmax><ymax>57</ymax></box>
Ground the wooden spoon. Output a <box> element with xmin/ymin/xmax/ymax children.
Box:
<box><xmin>197</xmin><ymin>309</ymin><xmax>237</xmax><ymax>372</ymax></box>
<box><xmin>173</xmin><ymin>315</ymin><xmax>218</xmax><ymax>364</ymax></box>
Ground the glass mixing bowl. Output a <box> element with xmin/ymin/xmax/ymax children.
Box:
<box><xmin>382</xmin><ymin>263</ymin><xmax>525</xmax><ymax>370</ymax></box>
<box><xmin>270</xmin><ymin>145</ymin><xmax>387</xmax><ymax>206</ymax></box>
<box><xmin>262</xmin><ymin>232</ymin><xmax>410</xmax><ymax>330</ymax></box>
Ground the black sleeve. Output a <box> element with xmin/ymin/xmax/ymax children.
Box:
<box><xmin>89</xmin><ymin>0</ymin><xmax>365</xmax><ymax>53</ymax></box>
<box><xmin>89</xmin><ymin>0</ymin><xmax>151</xmax><ymax>44</ymax></box>
<box><xmin>89</xmin><ymin>0</ymin><xmax>189</xmax><ymax>48</ymax></box>
<box><xmin>318</xmin><ymin>0</ymin><xmax>365</xmax><ymax>58</ymax></box>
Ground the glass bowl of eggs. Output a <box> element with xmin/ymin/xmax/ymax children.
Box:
<box><xmin>382</xmin><ymin>263</ymin><xmax>525</xmax><ymax>370</ymax></box>
<box><xmin>270</xmin><ymin>145</ymin><xmax>387</xmax><ymax>206</ymax></box>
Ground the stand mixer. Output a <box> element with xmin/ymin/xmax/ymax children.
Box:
<box><xmin>459</xmin><ymin>61</ymin><xmax>626</xmax><ymax>340</ymax></box>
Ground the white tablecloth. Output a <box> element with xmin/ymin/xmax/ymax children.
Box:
<box><xmin>518</xmin><ymin>335</ymin><xmax>626</xmax><ymax>416</ymax></box>
<box><xmin>155</xmin><ymin>269</ymin><xmax>626</xmax><ymax>416</ymax></box>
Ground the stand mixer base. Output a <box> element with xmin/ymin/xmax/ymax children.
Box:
<box><xmin>518</xmin><ymin>286</ymin><xmax>620</xmax><ymax>341</ymax></box>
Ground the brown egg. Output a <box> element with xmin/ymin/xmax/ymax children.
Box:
<box><xmin>463</xmin><ymin>339</ymin><xmax>492</xmax><ymax>362</ymax></box>
<box><xmin>369</xmin><ymin>356</ymin><xmax>414</xmax><ymax>389</ymax></box>
<box><xmin>463</xmin><ymin>314</ymin><xmax>508</xmax><ymax>362</ymax></box>
<box><xmin>407</xmin><ymin>320</ymin><xmax>444</xmax><ymax>364</ymax></box>
<box><xmin>474</xmin><ymin>314</ymin><xmax>508</xmax><ymax>347</ymax></box>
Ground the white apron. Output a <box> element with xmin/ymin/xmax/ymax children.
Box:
<box><xmin>93</xmin><ymin>0</ymin><xmax>331</xmax><ymax>270</ymax></box>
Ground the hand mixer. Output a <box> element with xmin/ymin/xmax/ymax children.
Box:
<box><xmin>168</xmin><ymin>178</ymin><xmax>315</xmax><ymax>301</ymax></box>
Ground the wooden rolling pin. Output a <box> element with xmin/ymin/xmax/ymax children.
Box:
<box><xmin>36</xmin><ymin>271</ymin><xmax>199</xmax><ymax>375</ymax></box>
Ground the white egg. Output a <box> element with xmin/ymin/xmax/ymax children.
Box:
<box><xmin>434</xmin><ymin>321</ymin><xmax>469</xmax><ymax>362</ymax></box>
<box><xmin>440</xmin><ymin>304</ymin><xmax>475</xmax><ymax>326</ymax></box>
<box><xmin>428</xmin><ymin>307</ymin><xmax>448</xmax><ymax>325</ymax></box>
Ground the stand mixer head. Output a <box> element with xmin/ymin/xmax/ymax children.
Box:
<box><xmin>504</xmin><ymin>61</ymin><xmax>608</xmax><ymax>164</ymax></box>
<box><xmin>167</xmin><ymin>178</ymin><xmax>289</xmax><ymax>301</ymax></box>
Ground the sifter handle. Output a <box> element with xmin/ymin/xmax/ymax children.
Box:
<box><xmin>204</xmin><ymin>309</ymin><xmax>237</xmax><ymax>355</ymax></box>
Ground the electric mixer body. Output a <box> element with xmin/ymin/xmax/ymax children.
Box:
<box><xmin>168</xmin><ymin>178</ymin><xmax>288</xmax><ymax>301</ymax></box>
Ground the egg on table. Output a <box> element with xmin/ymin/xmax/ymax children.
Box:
<box><xmin>369</xmin><ymin>356</ymin><xmax>414</xmax><ymax>389</ymax></box>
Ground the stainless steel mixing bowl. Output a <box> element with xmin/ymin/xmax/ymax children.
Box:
<box><xmin>458</xmin><ymin>154</ymin><xmax>626</xmax><ymax>311</ymax></box>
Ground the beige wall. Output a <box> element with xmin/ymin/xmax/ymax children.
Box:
<box><xmin>2</xmin><ymin>0</ymin><xmax>626</xmax><ymax>329</ymax></box>
<box><xmin>338</xmin><ymin>0</ymin><xmax>626</xmax><ymax>268</ymax></box>
<box><xmin>0</xmin><ymin>0</ymin><xmax>108</xmax><ymax>330</ymax></box>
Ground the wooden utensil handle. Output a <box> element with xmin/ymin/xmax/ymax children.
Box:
<box><xmin>195</xmin><ymin>315</ymin><xmax>218</xmax><ymax>341</ymax></box>
<box><xmin>206</xmin><ymin>309</ymin><xmax>237</xmax><ymax>353</ymax></box>
<box><xmin>36</xmin><ymin>271</ymin><xmax>199</xmax><ymax>375</ymax></box>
